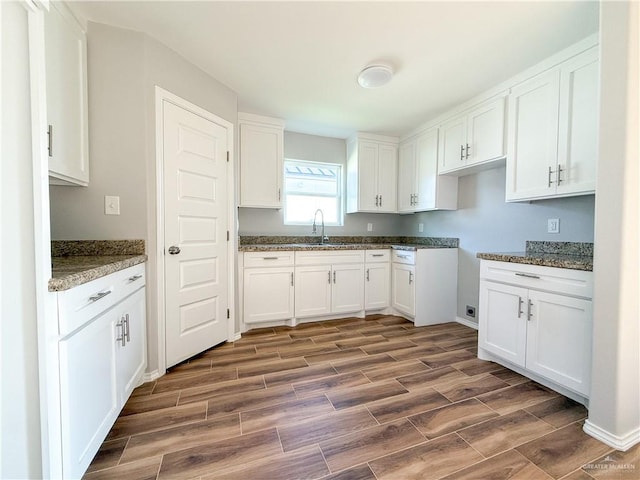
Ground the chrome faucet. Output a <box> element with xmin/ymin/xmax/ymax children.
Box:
<box><xmin>312</xmin><ymin>209</ymin><xmax>329</xmax><ymax>244</ymax></box>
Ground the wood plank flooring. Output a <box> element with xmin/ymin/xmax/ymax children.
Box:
<box><xmin>85</xmin><ymin>315</ymin><xmax>638</xmax><ymax>480</ymax></box>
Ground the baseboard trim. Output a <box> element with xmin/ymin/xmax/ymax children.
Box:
<box><xmin>455</xmin><ymin>316</ymin><xmax>478</xmax><ymax>330</ymax></box>
<box><xmin>231</xmin><ymin>332</ymin><xmax>242</xmax><ymax>342</ymax></box>
<box><xmin>583</xmin><ymin>420</ymin><xmax>640</xmax><ymax>451</ymax></box>
<box><xmin>141</xmin><ymin>369</ymin><xmax>162</xmax><ymax>383</ymax></box>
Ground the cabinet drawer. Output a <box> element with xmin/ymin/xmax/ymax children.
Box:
<box><xmin>295</xmin><ymin>250</ymin><xmax>364</xmax><ymax>266</ymax></box>
<box><xmin>57</xmin><ymin>264</ymin><xmax>146</xmax><ymax>337</ymax></box>
<box><xmin>366</xmin><ymin>250</ymin><xmax>390</xmax><ymax>263</ymax></box>
<box><xmin>244</xmin><ymin>251</ymin><xmax>295</xmax><ymax>267</ymax></box>
<box><xmin>480</xmin><ymin>260</ymin><xmax>592</xmax><ymax>298</ymax></box>
<box><xmin>392</xmin><ymin>250</ymin><xmax>416</xmax><ymax>265</ymax></box>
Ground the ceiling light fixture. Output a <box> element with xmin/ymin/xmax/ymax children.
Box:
<box><xmin>357</xmin><ymin>64</ymin><xmax>394</xmax><ymax>88</ymax></box>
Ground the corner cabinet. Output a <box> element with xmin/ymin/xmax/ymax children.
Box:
<box><xmin>41</xmin><ymin>2</ymin><xmax>90</xmax><ymax>186</ymax></box>
<box><xmin>398</xmin><ymin>128</ymin><xmax>458</xmax><ymax>213</ymax></box>
<box><xmin>346</xmin><ymin>134</ymin><xmax>398</xmax><ymax>213</ymax></box>
<box><xmin>506</xmin><ymin>47</ymin><xmax>599</xmax><ymax>201</ymax></box>
<box><xmin>438</xmin><ymin>95</ymin><xmax>506</xmax><ymax>175</ymax></box>
<box><xmin>57</xmin><ymin>264</ymin><xmax>146</xmax><ymax>478</ymax></box>
<box><xmin>239</xmin><ymin>113</ymin><xmax>285</xmax><ymax>208</ymax></box>
<box><xmin>478</xmin><ymin>260</ymin><xmax>593</xmax><ymax>401</ymax></box>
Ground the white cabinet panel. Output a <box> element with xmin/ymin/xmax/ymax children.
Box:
<box><xmin>377</xmin><ymin>144</ymin><xmax>398</xmax><ymax>212</ymax></box>
<box><xmin>115</xmin><ymin>288</ymin><xmax>147</xmax><ymax>404</ymax></box>
<box><xmin>392</xmin><ymin>263</ymin><xmax>415</xmax><ymax>316</ymax></box>
<box><xmin>244</xmin><ymin>266</ymin><xmax>295</xmax><ymax>323</ymax></box>
<box><xmin>295</xmin><ymin>265</ymin><xmax>332</xmax><ymax>318</ymax></box>
<box><xmin>439</xmin><ymin>115</ymin><xmax>466</xmax><ymax>173</ymax></box>
<box><xmin>365</xmin><ymin>262</ymin><xmax>390</xmax><ymax>310</ymax></box>
<box><xmin>397</xmin><ymin>141</ymin><xmax>416</xmax><ymax>212</ymax></box>
<box><xmin>332</xmin><ymin>264</ymin><xmax>365</xmax><ymax>314</ymax></box>
<box><xmin>478</xmin><ymin>282</ymin><xmax>527</xmax><ymax>367</ymax></box>
<box><xmin>239</xmin><ymin>114</ymin><xmax>285</xmax><ymax>208</ymax></box>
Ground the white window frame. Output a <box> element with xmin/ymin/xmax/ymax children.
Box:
<box><xmin>283</xmin><ymin>159</ymin><xmax>344</xmax><ymax>226</ymax></box>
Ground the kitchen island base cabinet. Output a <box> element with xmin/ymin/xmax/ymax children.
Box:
<box><xmin>391</xmin><ymin>248</ymin><xmax>458</xmax><ymax>326</ymax></box>
<box><xmin>478</xmin><ymin>260</ymin><xmax>593</xmax><ymax>403</ymax></box>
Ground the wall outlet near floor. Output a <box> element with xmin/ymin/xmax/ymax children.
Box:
<box><xmin>548</xmin><ymin>218</ymin><xmax>560</xmax><ymax>234</ymax></box>
<box><xmin>418</xmin><ymin>223</ymin><xmax>424</xmax><ymax>233</ymax></box>
<box><xmin>466</xmin><ymin>305</ymin><xmax>476</xmax><ymax>318</ymax></box>
<box><xmin>367</xmin><ymin>223</ymin><xmax>373</xmax><ymax>232</ymax></box>
<box><xmin>105</xmin><ymin>195</ymin><xmax>120</xmax><ymax>215</ymax></box>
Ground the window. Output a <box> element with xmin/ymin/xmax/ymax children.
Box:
<box><xmin>283</xmin><ymin>159</ymin><xmax>343</xmax><ymax>225</ymax></box>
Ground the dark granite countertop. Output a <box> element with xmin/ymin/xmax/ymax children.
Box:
<box><xmin>239</xmin><ymin>236</ymin><xmax>459</xmax><ymax>252</ymax></box>
<box><xmin>49</xmin><ymin>240</ymin><xmax>147</xmax><ymax>292</ymax></box>
<box><xmin>477</xmin><ymin>241</ymin><xmax>593</xmax><ymax>272</ymax></box>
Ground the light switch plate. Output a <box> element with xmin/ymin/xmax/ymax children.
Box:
<box><xmin>367</xmin><ymin>223</ymin><xmax>373</xmax><ymax>232</ymax></box>
<box><xmin>105</xmin><ymin>195</ymin><xmax>120</xmax><ymax>215</ymax></box>
<box><xmin>418</xmin><ymin>223</ymin><xmax>424</xmax><ymax>233</ymax></box>
<box><xmin>548</xmin><ymin>218</ymin><xmax>560</xmax><ymax>234</ymax></box>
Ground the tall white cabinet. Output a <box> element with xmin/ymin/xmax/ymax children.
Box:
<box><xmin>40</xmin><ymin>2</ymin><xmax>90</xmax><ymax>186</ymax></box>
<box><xmin>346</xmin><ymin>134</ymin><xmax>398</xmax><ymax>213</ymax></box>
<box><xmin>506</xmin><ymin>47</ymin><xmax>599</xmax><ymax>201</ymax></box>
<box><xmin>239</xmin><ymin>113</ymin><xmax>285</xmax><ymax>208</ymax></box>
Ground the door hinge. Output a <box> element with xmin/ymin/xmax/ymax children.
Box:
<box><xmin>227</xmin><ymin>308</ymin><xmax>230</xmax><ymax>319</ymax></box>
<box><xmin>226</xmin><ymin>151</ymin><xmax>229</xmax><ymax>162</ymax></box>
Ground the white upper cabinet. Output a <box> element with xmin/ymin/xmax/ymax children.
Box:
<box><xmin>346</xmin><ymin>134</ymin><xmax>398</xmax><ymax>213</ymax></box>
<box><xmin>438</xmin><ymin>96</ymin><xmax>506</xmax><ymax>175</ymax></box>
<box><xmin>43</xmin><ymin>2</ymin><xmax>90</xmax><ymax>186</ymax></box>
<box><xmin>398</xmin><ymin>128</ymin><xmax>457</xmax><ymax>213</ymax></box>
<box><xmin>239</xmin><ymin>113</ymin><xmax>285</xmax><ymax>208</ymax></box>
<box><xmin>506</xmin><ymin>46</ymin><xmax>599</xmax><ymax>201</ymax></box>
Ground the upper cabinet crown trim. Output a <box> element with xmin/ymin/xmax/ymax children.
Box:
<box><xmin>238</xmin><ymin>112</ymin><xmax>286</xmax><ymax>128</ymax></box>
<box><xmin>349</xmin><ymin>132</ymin><xmax>399</xmax><ymax>145</ymax></box>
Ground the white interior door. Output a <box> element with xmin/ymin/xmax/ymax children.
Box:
<box><xmin>163</xmin><ymin>100</ymin><xmax>229</xmax><ymax>368</ymax></box>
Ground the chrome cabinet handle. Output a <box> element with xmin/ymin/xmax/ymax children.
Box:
<box><xmin>465</xmin><ymin>143</ymin><xmax>470</xmax><ymax>159</ymax></box>
<box><xmin>527</xmin><ymin>299</ymin><xmax>533</xmax><ymax>321</ymax></box>
<box><xmin>168</xmin><ymin>245</ymin><xmax>181</xmax><ymax>255</ymax></box>
<box><xmin>116</xmin><ymin>319</ymin><xmax>126</xmax><ymax>347</ymax></box>
<box><xmin>125</xmin><ymin>314</ymin><xmax>131</xmax><ymax>343</ymax></box>
<box><xmin>291</xmin><ymin>272</ymin><xmax>294</xmax><ymax>286</ymax></box>
<box><xmin>366</xmin><ymin>269</ymin><xmax>370</xmax><ymax>281</ymax></box>
<box><xmin>333</xmin><ymin>271</ymin><xmax>336</xmax><ymax>284</ymax></box>
<box><xmin>372</xmin><ymin>254</ymin><xmax>384</xmax><ymax>257</ymax></box>
<box><xmin>375</xmin><ymin>195</ymin><xmax>379</xmax><ymax>207</ymax></box>
<box><xmin>128</xmin><ymin>274</ymin><xmax>143</xmax><ymax>282</ymax></box>
<box><xmin>518</xmin><ymin>297</ymin><xmax>524</xmax><ymax>318</ymax></box>
<box><xmin>262</xmin><ymin>257</ymin><xmax>279</xmax><ymax>260</ymax></box>
<box><xmin>379</xmin><ymin>195</ymin><xmax>382</xmax><ymax>207</ymax></box>
<box><xmin>515</xmin><ymin>272</ymin><xmax>540</xmax><ymax>279</ymax></box>
<box><xmin>278</xmin><ymin>188</ymin><xmax>281</xmax><ymax>201</ymax></box>
<box><xmin>557</xmin><ymin>165</ymin><xmax>564</xmax><ymax>185</ymax></box>
<box><xmin>397</xmin><ymin>254</ymin><xmax>409</xmax><ymax>259</ymax></box>
<box><xmin>328</xmin><ymin>271</ymin><xmax>331</xmax><ymax>284</ymax></box>
<box><xmin>547</xmin><ymin>166</ymin><xmax>555</xmax><ymax>187</ymax></box>
<box><xmin>460</xmin><ymin>144</ymin><xmax>464</xmax><ymax>161</ymax></box>
<box><xmin>47</xmin><ymin>124</ymin><xmax>53</xmax><ymax>157</ymax></box>
<box><xmin>409</xmin><ymin>272</ymin><xmax>413</xmax><ymax>285</ymax></box>
<box><xmin>414</xmin><ymin>193</ymin><xmax>418</xmax><ymax>205</ymax></box>
<box><xmin>89</xmin><ymin>290</ymin><xmax>111</xmax><ymax>303</ymax></box>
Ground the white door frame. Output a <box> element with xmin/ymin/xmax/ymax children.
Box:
<box><xmin>154</xmin><ymin>87</ymin><xmax>236</xmax><ymax>374</ymax></box>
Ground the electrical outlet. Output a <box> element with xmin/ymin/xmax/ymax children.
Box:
<box><xmin>466</xmin><ymin>305</ymin><xmax>476</xmax><ymax>318</ymax></box>
<box><xmin>418</xmin><ymin>223</ymin><xmax>424</xmax><ymax>233</ymax></box>
<box><xmin>548</xmin><ymin>218</ymin><xmax>560</xmax><ymax>234</ymax></box>
<box><xmin>367</xmin><ymin>223</ymin><xmax>373</xmax><ymax>232</ymax></box>
<box><xmin>105</xmin><ymin>195</ymin><xmax>120</xmax><ymax>215</ymax></box>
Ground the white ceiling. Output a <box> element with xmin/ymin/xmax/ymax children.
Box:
<box><xmin>69</xmin><ymin>1</ymin><xmax>599</xmax><ymax>138</ymax></box>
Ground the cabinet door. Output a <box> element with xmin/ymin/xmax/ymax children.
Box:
<box><xmin>415</xmin><ymin>128</ymin><xmax>438</xmax><ymax>210</ymax></box>
<box><xmin>506</xmin><ymin>69</ymin><xmax>560</xmax><ymax>201</ymax></box>
<box><xmin>115</xmin><ymin>288</ymin><xmax>147</xmax><ymax>405</ymax></box>
<box><xmin>392</xmin><ymin>263</ymin><xmax>415</xmax><ymax>316</ymax></box>
<box><xmin>357</xmin><ymin>142</ymin><xmax>379</xmax><ymax>211</ymax></box>
<box><xmin>478</xmin><ymin>281</ymin><xmax>527</xmax><ymax>367</ymax></box>
<box><xmin>240</xmin><ymin>123</ymin><xmax>283</xmax><ymax>208</ymax></box>
<box><xmin>244</xmin><ymin>267</ymin><xmax>295</xmax><ymax>323</ymax></box>
<box><xmin>467</xmin><ymin>96</ymin><xmax>506</xmax><ymax>166</ymax></box>
<box><xmin>365</xmin><ymin>262</ymin><xmax>390</xmax><ymax>310</ymax></box>
<box><xmin>377</xmin><ymin>144</ymin><xmax>398</xmax><ymax>212</ymax></box>
<box><xmin>557</xmin><ymin>47</ymin><xmax>599</xmax><ymax>197</ymax></box>
<box><xmin>526</xmin><ymin>291</ymin><xmax>592</xmax><ymax>395</ymax></box>
<box><xmin>44</xmin><ymin>3</ymin><xmax>89</xmax><ymax>186</ymax></box>
<box><xmin>295</xmin><ymin>265</ymin><xmax>332</xmax><ymax>318</ymax></box>
<box><xmin>397</xmin><ymin>140</ymin><xmax>417</xmax><ymax>213</ymax></box>
<box><xmin>438</xmin><ymin>114</ymin><xmax>466</xmax><ymax>174</ymax></box>
<box><xmin>332</xmin><ymin>264</ymin><xmax>365</xmax><ymax>314</ymax></box>
<box><xmin>59</xmin><ymin>311</ymin><xmax>118</xmax><ymax>479</ymax></box>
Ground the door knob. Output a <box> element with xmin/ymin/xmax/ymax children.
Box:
<box><xmin>168</xmin><ymin>246</ymin><xmax>181</xmax><ymax>255</ymax></box>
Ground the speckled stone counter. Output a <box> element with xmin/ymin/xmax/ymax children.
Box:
<box><xmin>49</xmin><ymin>240</ymin><xmax>147</xmax><ymax>291</ymax></box>
<box><xmin>239</xmin><ymin>236</ymin><xmax>459</xmax><ymax>252</ymax></box>
<box><xmin>477</xmin><ymin>241</ymin><xmax>593</xmax><ymax>271</ymax></box>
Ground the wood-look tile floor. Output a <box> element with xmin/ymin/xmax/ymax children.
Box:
<box><xmin>85</xmin><ymin>315</ymin><xmax>639</xmax><ymax>480</ymax></box>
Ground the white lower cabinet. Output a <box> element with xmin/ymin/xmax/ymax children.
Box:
<box><xmin>294</xmin><ymin>250</ymin><xmax>365</xmax><ymax>318</ymax></box>
<box><xmin>242</xmin><ymin>252</ymin><xmax>295</xmax><ymax>324</ymax></box>
<box><xmin>391</xmin><ymin>249</ymin><xmax>458</xmax><ymax>326</ymax></box>
<box><xmin>57</xmin><ymin>264</ymin><xmax>146</xmax><ymax>478</ymax></box>
<box><xmin>478</xmin><ymin>260</ymin><xmax>593</xmax><ymax>399</ymax></box>
<box><xmin>365</xmin><ymin>250</ymin><xmax>391</xmax><ymax>310</ymax></box>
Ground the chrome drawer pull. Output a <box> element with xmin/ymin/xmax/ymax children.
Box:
<box><xmin>515</xmin><ymin>272</ymin><xmax>540</xmax><ymax>279</ymax></box>
<box><xmin>372</xmin><ymin>254</ymin><xmax>384</xmax><ymax>257</ymax></box>
<box><xmin>128</xmin><ymin>274</ymin><xmax>143</xmax><ymax>282</ymax></box>
<box><xmin>397</xmin><ymin>254</ymin><xmax>409</xmax><ymax>259</ymax></box>
<box><xmin>89</xmin><ymin>290</ymin><xmax>112</xmax><ymax>303</ymax></box>
<box><xmin>262</xmin><ymin>257</ymin><xmax>279</xmax><ymax>260</ymax></box>
<box><xmin>116</xmin><ymin>319</ymin><xmax>126</xmax><ymax>346</ymax></box>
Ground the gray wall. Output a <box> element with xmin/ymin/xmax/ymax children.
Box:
<box><xmin>49</xmin><ymin>22</ymin><xmax>238</xmax><ymax>373</ymax></box>
<box><xmin>238</xmin><ymin>131</ymin><xmax>404</xmax><ymax>236</ymax></box>
<box><xmin>398</xmin><ymin>166</ymin><xmax>595</xmax><ymax>324</ymax></box>
<box><xmin>1</xmin><ymin>3</ymin><xmax>42</xmax><ymax>477</ymax></box>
